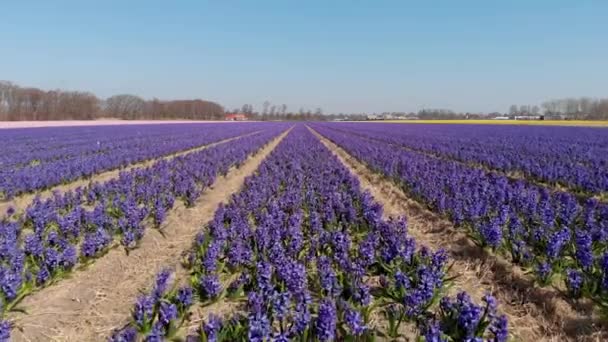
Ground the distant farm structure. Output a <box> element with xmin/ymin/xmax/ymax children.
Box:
<box><xmin>366</xmin><ymin>113</ymin><xmax>419</xmax><ymax>121</ymax></box>
<box><xmin>225</xmin><ymin>113</ymin><xmax>248</xmax><ymax>121</ymax></box>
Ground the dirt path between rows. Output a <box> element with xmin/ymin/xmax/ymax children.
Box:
<box><xmin>310</xmin><ymin>127</ymin><xmax>606</xmax><ymax>342</ymax></box>
<box><xmin>9</xmin><ymin>129</ymin><xmax>290</xmax><ymax>342</ymax></box>
<box><xmin>0</xmin><ymin>130</ymin><xmax>263</xmax><ymax>216</ymax></box>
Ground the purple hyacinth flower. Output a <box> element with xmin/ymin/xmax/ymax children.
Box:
<box><xmin>200</xmin><ymin>274</ymin><xmax>222</xmax><ymax>299</ymax></box>
<box><xmin>272</xmin><ymin>332</ymin><xmax>290</xmax><ymax>342</ymax></box>
<box><xmin>248</xmin><ymin>313</ymin><xmax>271</xmax><ymax>342</ymax></box>
<box><xmin>565</xmin><ymin>268</ymin><xmax>583</xmax><ymax>296</ymax></box>
<box><xmin>144</xmin><ymin>321</ymin><xmax>165</xmax><ymax>342</ymax></box>
<box><xmin>272</xmin><ymin>291</ymin><xmax>291</xmax><ymax>321</ymax></box>
<box><xmin>153</xmin><ymin>269</ymin><xmax>172</xmax><ymax>300</ymax></box>
<box><xmin>0</xmin><ymin>320</ymin><xmax>11</xmax><ymax>342</ymax></box>
<box><xmin>24</xmin><ymin>234</ymin><xmax>44</xmax><ymax>257</ymax></box>
<box><xmin>421</xmin><ymin>320</ymin><xmax>447</xmax><ymax>342</ymax></box>
<box><xmin>159</xmin><ymin>302</ymin><xmax>178</xmax><ymax>326</ymax></box>
<box><xmin>1</xmin><ymin>268</ymin><xmax>23</xmax><ymax>300</ymax></box>
<box><xmin>535</xmin><ymin>262</ymin><xmax>552</xmax><ymax>283</ymax></box>
<box><xmin>344</xmin><ymin>306</ymin><xmax>367</xmax><ymax>336</ymax></box>
<box><xmin>202</xmin><ymin>314</ymin><xmax>223</xmax><ymax>342</ymax></box>
<box><xmin>108</xmin><ymin>326</ymin><xmax>137</xmax><ymax>342</ymax></box>
<box><xmin>60</xmin><ymin>244</ymin><xmax>78</xmax><ymax>269</ymax></box>
<box><xmin>132</xmin><ymin>295</ymin><xmax>155</xmax><ymax>326</ymax></box>
<box><xmin>490</xmin><ymin>315</ymin><xmax>509</xmax><ymax>342</ymax></box>
<box><xmin>315</xmin><ymin>299</ymin><xmax>337</xmax><ymax>341</ymax></box>
<box><xmin>575</xmin><ymin>230</ymin><xmax>594</xmax><ymax>270</ymax></box>
<box><xmin>35</xmin><ymin>266</ymin><xmax>50</xmax><ymax>286</ymax></box>
<box><xmin>176</xmin><ymin>286</ymin><xmax>194</xmax><ymax>308</ymax></box>
<box><xmin>546</xmin><ymin>227</ymin><xmax>570</xmax><ymax>260</ymax></box>
<box><xmin>480</xmin><ymin>218</ymin><xmax>503</xmax><ymax>249</ymax></box>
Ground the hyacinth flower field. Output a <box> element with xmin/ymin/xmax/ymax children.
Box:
<box><xmin>0</xmin><ymin>124</ymin><xmax>270</xmax><ymax>199</ymax></box>
<box><xmin>0</xmin><ymin>122</ymin><xmax>606</xmax><ymax>341</ymax></box>
<box><xmin>310</xmin><ymin>123</ymin><xmax>608</xmax><ymax>304</ymax></box>
<box><xmin>312</xmin><ymin>123</ymin><xmax>608</xmax><ymax>197</ymax></box>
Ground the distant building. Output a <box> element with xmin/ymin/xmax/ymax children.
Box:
<box><xmin>366</xmin><ymin>114</ymin><xmax>380</xmax><ymax>120</ymax></box>
<box><xmin>514</xmin><ymin>115</ymin><xmax>541</xmax><ymax>120</ymax></box>
<box><xmin>225</xmin><ymin>113</ymin><xmax>248</xmax><ymax>121</ymax></box>
<box><xmin>493</xmin><ymin>116</ymin><xmax>510</xmax><ymax>120</ymax></box>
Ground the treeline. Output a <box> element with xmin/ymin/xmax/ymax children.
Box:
<box><xmin>0</xmin><ymin>81</ymin><xmax>224</xmax><ymax>121</ymax></box>
<box><xmin>231</xmin><ymin>102</ymin><xmax>323</xmax><ymax>121</ymax></box>
<box><xmin>417</xmin><ymin>109</ymin><xmax>486</xmax><ymax>120</ymax></box>
<box><xmin>541</xmin><ymin>98</ymin><xmax>608</xmax><ymax>119</ymax></box>
<box><xmin>243</xmin><ymin>112</ymin><xmax>365</xmax><ymax>121</ymax></box>
<box><xmin>104</xmin><ymin>95</ymin><xmax>224</xmax><ymax>120</ymax></box>
<box><xmin>230</xmin><ymin>102</ymin><xmax>366</xmax><ymax>121</ymax></box>
<box><xmin>509</xmin><ymin>98</ymin><xmax>608</xmax><ymax>119</ymax></box>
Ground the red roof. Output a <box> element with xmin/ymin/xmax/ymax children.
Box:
<box><xmin>225</xmin><ymin>113</ymin><xmax>248</xmax><ymax>120</ymax></box>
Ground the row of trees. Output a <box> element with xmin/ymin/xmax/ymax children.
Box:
<box><xmin>509</xmin><ymin>98</ymin><xmax>608</xmax><ymax>119</ymax></box>
<box><xmin>0</xmin><ymin>82</ymin><xmax>99</xmax><ymax>120</ymax></box>
<box><xmin>417</xmin><ymin>109</ymin><xmax>486</xmax><ymax>120</ymax></box>
<box><xmin>104</xmin><ymin>96</ymin><xmax>224</xmax><ymax>120</ymax></box>
<box><xmin>508</xmin><ymin>105</ymin><xmax>541</xmax><ymax>116</ymax></box>
<box><xmin>0</xmin><ymin>81</ymin><xmax>224</xmax><ymax>121</ymax></box>
<box><xmin>541</xmin><ymin>98</ymin><xmax>608</xmax><ymax>120</ymax></box>
<box><xmin>230</xmin><ymin>101</ymin><xmax>332</xmax><ymax>121</ymax></box>
<box><xmin>3</xmin><ymin>80</ymin><xmax>607</xmax><ymax>121</ymax></box>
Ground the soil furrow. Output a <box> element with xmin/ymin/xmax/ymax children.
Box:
<box><xmin>9</xmin><ymin>129</ymin><xmax>290</xmax><ymax>342</ymax></box>
<box><xmin>0</xmin><ymin>130</ymin><xmax>263</xmax><ymax>215</ymax></box>
<box><xmin>309</xmin><ymin>126</ymin><xmax>607</xmax><ymax>342</ymax></box>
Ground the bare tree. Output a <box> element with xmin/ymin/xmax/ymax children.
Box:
<box><xmin>531</xmin><ymin>105</ymin><xmax>540</xmax><ymax>115</ymax></box>
<box><xmin>262</xmin><ymin>101</ymin><xmax>270</xmax><ymax>115</ymax></box>
<box><xmin>565</xmin><ymin>98</ymin><xmax>579</xmax><ymax>116</ymax></box>
<box><xmin>106</xmin><ymin>94</ymin><xmax>145</xmax><ymax>119</ymax></box>
<box><xmin>580</xmin><ymin>97</ymin><xmax>593</xmax><ymax>115</ymax></box>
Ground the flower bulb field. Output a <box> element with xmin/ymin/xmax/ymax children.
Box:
<box><xmin>0</xmin><ymin>122</ymin><xmax>607</xmax><ymax>341</ymax></box>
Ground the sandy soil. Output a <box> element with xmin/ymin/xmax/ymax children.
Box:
<box><xmin>309</xmin><ymin>126</ymin><xmax>607</xmax><ymax>342</ymax></box>
<box><xmin>9</xmin><ymin>129</ymin><xmax>290</xmax><ymax>342</ymax></box>
<box><xmin>0</xmin><ymin>120</ymin><xmax>248</xmax><ymax>129</ymax></box>
<box><xmin>0</xmin><ymin>130</ymin><xmax>262</xmax><ymax>215</ymax></box>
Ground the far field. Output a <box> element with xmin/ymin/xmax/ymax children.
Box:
<box><xmin>367</xmin><ymin>119</ymin><xmax>608</xmax><ymax>126</ymax></box>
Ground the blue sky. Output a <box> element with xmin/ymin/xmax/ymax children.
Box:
<box><xmin>1</xmin><ymin>1</ymin><xmax>607</xmax><ymax>113</ymax></box>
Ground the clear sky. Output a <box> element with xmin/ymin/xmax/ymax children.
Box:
<box><xmin>1</xmin><ymin>1</ymin><xmax>607</xmax><ymax>114</ymax></box>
